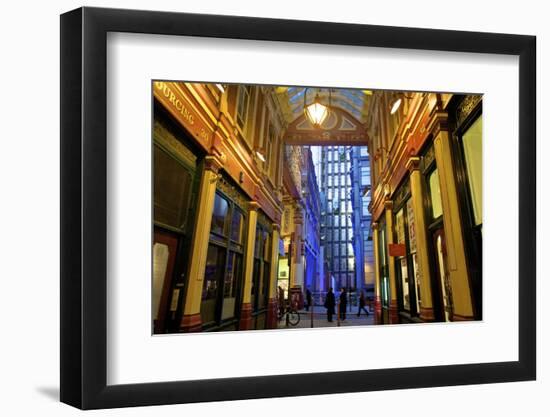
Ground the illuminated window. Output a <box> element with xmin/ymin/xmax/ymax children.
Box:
<box><xmin>462</xmin><ymin>115</ymin><xmax>483</xmax><ymax>226</ymax></box>
<box><xmin>429</xmin><ymin>169</ymin><xmax>443</xmax><ymax>219</ymax></box>
<box><xmin>236</xmin><ymin>86</ymin><xmax>251</xmax><ymax>128</ymax></box>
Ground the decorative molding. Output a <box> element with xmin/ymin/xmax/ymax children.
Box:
<box><xmin>421</xmin><ymin>143</ymin><xmax>436</xmax><ymax>172</ymax></box>
<box><xmin>153</xmin><ymin>119</ymin><xmax>198</xmax><ymax>168</ymax></box>
<box><xmin>393</xmin><ymin>178</ymin><xmax>410</xmax><ymax>209</ymax></box>
<box><xmin>204</xmin><ymin>155</ymin><xmax>224</xmax><ymax>173</ymax></box>
<box><xmin>248</xmin><ymin>200</ymin><xmax>261</xmax><ymax>212</ymax></box>
<box><xmin>456</xmin><ymin>94</ymin><xmax>482</xmax><ymax>127</ymax></box>
<box><xmin>284</xmin><ymin>107</ymin><xmax>368</xmax><ymax>146</ymax></box>
<box><xmin>405</xmin><ymin>156</ymin><xmax>421</xmax><ymax>173</ymax></box>
<box><xmin>216</xmin><ymin>175</ymin><xmax>250</xmax><ymax>210</ymax></box>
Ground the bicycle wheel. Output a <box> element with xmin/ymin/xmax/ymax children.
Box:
<box><xmin>287</xmin><ymin>311</ymin><xmax>300</xmax><ymax>326</ymax></box>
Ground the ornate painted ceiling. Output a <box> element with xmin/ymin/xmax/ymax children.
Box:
<box><xmin>274</xmin><ymin>86</ymin><xmax>371</xmax><ymax>146</ymax></box>
<box><xmin>274</xmin><ymin>86</ymin><xmax>372</xmax><ymax>124</ymax></box>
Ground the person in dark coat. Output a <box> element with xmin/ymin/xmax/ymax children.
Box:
<box><xmin>339</xmin><ymin>287</ymin><xmax>348</xmax><ymax>321</ymax></box>
<box><xmin>324</xmin><ymin>288</ymin><xmax>336</xmax><ymax>322</ymax></box>
<box><xmin>357</xmin><ymin>290</ymin><xmax>370</xmax><ymax>317</ymax></box>
<box><xmin>305</xmin><ymin>288</ymin><xmax>312</xmax><ymax>311</ymax></box>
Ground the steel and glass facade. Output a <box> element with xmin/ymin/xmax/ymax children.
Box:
<box><xmin>350</xmin><ymin>146</ymin><xmax>375</xmax><ymax>294</ymax></box>
<box><xmin>318</xmin><ymin>146</ymin><xmax>356</xmax><ymax>291</ymax></box>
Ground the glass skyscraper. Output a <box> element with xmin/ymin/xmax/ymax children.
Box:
<box><xmin>317</xmin><ymin>146</ymin><xmax>356</xmax><ymax>291</ymax></box>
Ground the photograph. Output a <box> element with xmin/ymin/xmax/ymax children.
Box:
<box><xmin>152</xmin><ymin>81</ymin><xmax>483</xmax><ymax>334</ymax></box>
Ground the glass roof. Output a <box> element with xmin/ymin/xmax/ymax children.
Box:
<box><xmin>284</xmin><ymin>87</ymin><xmax>371</xmax><ymax>121</ymax></box>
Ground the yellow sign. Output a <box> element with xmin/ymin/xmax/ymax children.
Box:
<box><xmin>154</xmin><ymin>81</ymin><xmax>195</xmax><ymax>125</ymax></box>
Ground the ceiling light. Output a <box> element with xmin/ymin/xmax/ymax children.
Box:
<box><xmin>390</xmin><ymin>97</ymin><xmax>402</xmax><ymax>114</ymax></box>
<box><xmin>256</xmin><ymin>149</ymin><xmax>266</xmax><ymax>162</ymax></box>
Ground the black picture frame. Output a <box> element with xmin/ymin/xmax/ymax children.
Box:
<box><xmin>60</xmin><ymin>6</ymin><xmax>536</xmax><ymax>410</ymax></box>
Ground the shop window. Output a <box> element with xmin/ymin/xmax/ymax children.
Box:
<box><xmin>230</xmin><ymin>210</ymin><xmax>244</xmax><ymax>243</ymax></box>
<box><xmin>429</xmin><ymin>169</ymin><xmax>443</xmax><ymax>219</ymax></box>
<box><xmin>378</xmin><ymin>223</ymin><xmax>390</xmax><ymax>308</ymax></box>
<box><xmin>236</xmin><ymin>86</ymin><xmax>251</xmax><ymax>129</ymax></box>
<box><xmin>201</xmin><ymin>245</ymin><xmax>226</xmax><ymax>324</ymax></box>
<box><xmin>153</xmin><ymin>145</ymin><xmax>194</xmax><ymax>230</ymax></box>
<box><xmin>222</xmin><ymin>251</ymin><xmax>242</xmax><ymax>320</ymax></box>
<box><xmin>251</xmin><ymin>223</ymin><xmax>271</xmax><ymax>312</ymax></box>
<box><xmin>211</xmin><ymin>194</ymin><xmax>229</xmax><ymax>236</ymax></box>
<box><xmin>395</xmin><ymin>208</ymin><xmax>410</xmax><ymax>311</ymax></box>
<box><xmin>462</xmin><ymin>115</ymin><xmax>483</xmax><ymax>226</ymax></box>
<box><xmin>201</xmin><ymin>186</ymin><xmax>246</xmax><ymax>328</ymax></box>
<box><xmin>406</xmin><ymin>199</ymin><xmax>421</xmax><ymax>312</ymax></box>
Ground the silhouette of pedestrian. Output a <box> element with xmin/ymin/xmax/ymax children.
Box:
<box><xmin>339</xmin><ymin>287</ymin><xmax>348</xmax><ymax>321</ymax></box>
<box><xmin>357</xmin><ymin>290</ymin><xmax>370</xmax><ymax>317</ymax></box>
<box><xmin>324</xmin><ymin>288</ymin><xmax>336</xmax><ymax>322</ymax></box>
<box><xmin>305</xmin><ymin>287</ymin><xmax>312</xmax><ymax>312</ymax></box>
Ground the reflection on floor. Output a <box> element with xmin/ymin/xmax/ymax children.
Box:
<box><xmin>277</xmin><ymin>305</ymin><xmax>375</xmax><ymax>329</ymax></box>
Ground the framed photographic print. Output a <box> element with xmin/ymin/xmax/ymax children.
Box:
<box><xmin>60</xmin><ymin>6</ymin><xmax>536</xmax><ymax>410</ymax></box>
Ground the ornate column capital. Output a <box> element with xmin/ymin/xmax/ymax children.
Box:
<box><xmin>248</xmin><ymin>201</ymin><xmax>260</xmax><ymax>212</ymax></box>
<box><xmin>204</xmin><ymin>155</ymin><xmax>225</xmax><ymax>173</ymax></box>
<box><xmin>371</xmin><ymin>221</ymin><xmax>379</xmax><ymax>230</ymax></box>
<box><xmin>405</xmin><ymin>156</ymin><xmax>421</xmax><ymax>173</ymax></box>
<box><xmin>384</xmin><ymin>199</ymin><xmax>393</xmax><ymax>211</ymax></box>
<box><xmin>272</xmin><ymin>223</ymin><xmax>281</xmax><ymax>232</ymax></box>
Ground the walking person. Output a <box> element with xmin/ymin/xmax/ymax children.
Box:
<box><xmin>324</xmin><ymin>288</ymin><xmax>336</xmax><ymax>322</ymax></box>
<box><xmin>339</xmin><ymin>287</ymin><xmax>348</xmax><ymax>321</ymax></box>
<box><xmin>305</xmin><ymin>287</ymin><xmax>312</xmax><ymax>312</ymax></box>
<box><xmin>277</xmin><ymin>286</ymin><xmax>285</xmax><ymax>318</ymax></box>
<box><xmin>357</xmin><ymin>290</ymin><xmax>370</xmax><ymax>317</ymax></box>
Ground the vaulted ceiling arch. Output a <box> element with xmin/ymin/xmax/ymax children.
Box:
<box><xmin>275</xmin><ymin>86</ymin><xmax>371</xmax><ymax>146</ymax></box>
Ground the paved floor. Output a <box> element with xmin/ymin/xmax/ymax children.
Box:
<box><xmin>277</xmin><ymin>305</ymin><xmax>375</xmax><ymax>329</ymax></box>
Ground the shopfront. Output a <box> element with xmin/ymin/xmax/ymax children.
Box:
<box><xmin>392</xmin><ymin>179</ymin><xmax>422</xmax><ymax>322</ymax></box>
<box><xmin>152</xmin><ymin>106</ymin><xmax>202</xmax><ymax>333</ymax></box>
<box><xmin>377</xmin><ymin>218</ymin><xmax>390</xmax><ymax>324</ymax></box>
<box><xmin>420</xmin><ymin>141</ymin><xmax>452</xmax><ymax>322</ymax></box>
<box><xmin>250</xmin><ymin>212</ymin><xmax>273</xmax><ymax>329</ymax></box>
<box><xmin>201</xmin><ymin>176</ymin><xmax>248</xmax><ymax>331</ymax></box>
<box><xmin>450</xmin><ymin>96</ymin><xmax>483</xmax><ymax>320</ymax></box>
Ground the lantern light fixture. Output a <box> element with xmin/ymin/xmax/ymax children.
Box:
<box><xmin>304</xmin><ymin>88</ymin><xmax>331</xmax><ymax>127</ymax></box>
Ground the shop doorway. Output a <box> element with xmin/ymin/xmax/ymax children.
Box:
<box><xmin>152</xmin><ymin>228</ymin><xmax>179</xmax><ymax>333</ymax></box>
<box><xmin>431</xmin><ymin>228</ymin><xmax>452</xmax><ymax>322</ymax></box>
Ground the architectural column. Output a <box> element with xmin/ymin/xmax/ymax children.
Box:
<box><xmin>266</xmin><ymin>224</ymin><xmax>281</xmax><ymax>329</ymax></box>
<box><xmin>406</xmin><ymin>157</ymin><xmax>435</xmax><ymax>321</ymax></box>
<box><xmin>290</xmin><ymin>204</ymin><xmax>304</xmax><ymax>290</ymax></box>
<box><xmin>239</xmin><ymin>201</ymin><xmax>260</xmax><ymax>330</ymax></box>
<box><xmin>384</xmin><ymin>199</ymin><xmax>399</xmax><ymax>324</ymax></box>
<box><xmin>433</xmin><ymin>130</ymin><xmax>474</xmax><ymax>320</ymax></box>
<box><xmin>180</xmin><ymin>156</ymin><xmax>223</xmax><ymax>332</ymax></box>
<box><xmin>372</xmin><ymin>222</ymin><xmax>382</xmax><ymax>324</ymax></box>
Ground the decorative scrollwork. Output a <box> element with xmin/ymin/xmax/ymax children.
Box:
<box><xmin>456</xmin><ymin>94</ymin><xmax>482</xmax><ymax>127</ymax></box>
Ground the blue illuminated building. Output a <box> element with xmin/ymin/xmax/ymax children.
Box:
<box><xmin>350</xmin><ymin>146</ymin><xmax>375</xmax><ymax>294</ymax></box>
